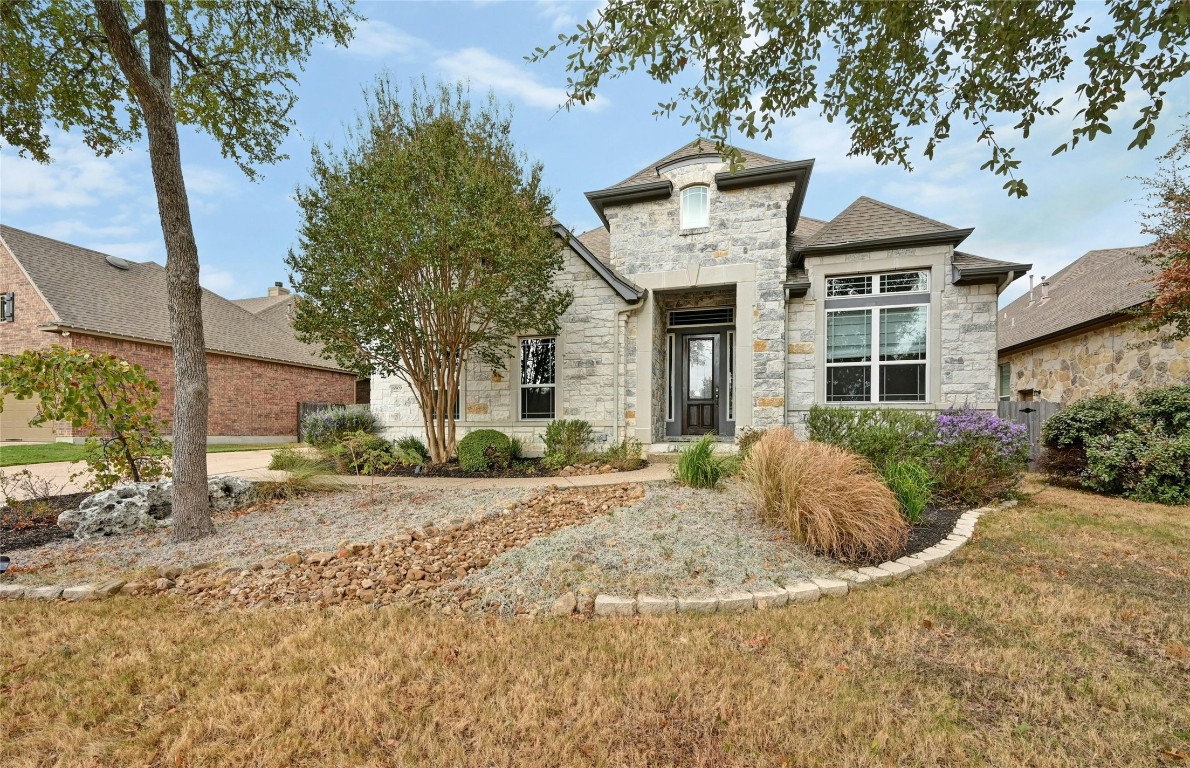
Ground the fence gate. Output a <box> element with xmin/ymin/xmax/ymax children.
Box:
<box><xmin>998</xmin><ymin>400</ymin><xmax>1059</xmax><ymax>468</ymax></box>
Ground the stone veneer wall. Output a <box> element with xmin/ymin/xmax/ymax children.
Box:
<box><xmin>784</xmin><ymin>245</ymin><xmax>1001</xmax><ymax>434</ymax></box>
<box><xmin>999</xmin><ymin>319</ymin><xmax>1190</xmax><ymax>404</ymax></box>
<box><xmin>607</xmin><ymin>160</ymin><xmax>794</xmax><ymax>441</ymax></box>
<box><xmin>370</xmin><ymin>245</ymin><xmax>623</xmax><ymax>454</ymax></box>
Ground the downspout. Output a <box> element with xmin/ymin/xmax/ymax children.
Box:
<box><xmin>613</xmin><ymin>298</ymin><xmax>645</xmax><ymax>444</ymax></box>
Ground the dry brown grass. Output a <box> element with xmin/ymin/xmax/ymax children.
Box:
<box><xmin>742</xmin><ymin>428</ymin><xmax>908</xmax><ymax>563</ymax></box>
<box><xmin>1</xmin><ymin>478</ymin><xmax>1188</xmax><ymax>767</ymax></box>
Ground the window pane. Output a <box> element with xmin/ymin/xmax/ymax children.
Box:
<box><xmin>826</xmin><ymin>275</ymin><xmax>872</xmax><ymax>297</ymax></box>
<box><xmin>681</xmin><ymin>186</ymin><xmax>708</xmax><ymax>228</ymax></box>
<box><xmin>879</xmin><ymin>307</ymin><xmax>927</xmax><ymax>361</ymax></box>
<box><xmin>880</xmin><ymin>271</ymin><xmax>929</xmax><ymax>293</ymax></box>
<box><xmin>687</xmin><ymin>337</ymin><xmax>714</xmax><ymax>399</ymax></box>
<box><xmin>827</xmin><ymin>366</ymin><xmax>871</xmax><ymax>402</ymax></box>
<box><xmin>520</xmin><ymin>338</ymin><xmax>555</xmax><ymax>385</ymax></box>
<box><xmin>520</xmin><ymin>387</ymin><xmax>554</xmax><ymax>419</ymax></box>
<box><xmin>999</xmin><ymin>363</ymin><xmax>1011</xmax><ymax>399</ymax></box>
<box><xmin>430</xmin><ymin>388</ymin><xmax>461</xmax><ymax>420</ymax></box>
<box><xmin>827</xmin><ymin>310</ymin><xmax>871</xmax><ymax>362</ymax></box>
<box><xmin>880</xmin><ymin>363</ymin><xmax>926</xmax><ymax>402</ymax></box>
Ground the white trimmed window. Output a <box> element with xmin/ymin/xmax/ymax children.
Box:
<box><xmin>680</xmin><ymin>185</ymin><xmax>709</xmax><ymax>229</ymax></box>
<box><xmin>519</xmin><ymin>337</ymin><xmax>556</xmax><ymax>419</ymax></box>
<box><xmin>825</xmin><ymin>270</ymin><xmax>930</xmax><ymax>403</ymax></box>
<box><xmin>999</xmin><ymin>363</ymin><xmax>1011</xmax><ymax>401</ymax></box>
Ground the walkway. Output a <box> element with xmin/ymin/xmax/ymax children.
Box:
<box><xmin>1</xmin><ymin>449</ymin><xmax>672</xmax><ymax>499</ymax></box>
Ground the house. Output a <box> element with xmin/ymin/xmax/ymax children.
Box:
<box><xmin>997</xmin><ymin>246</ymin><xmax>1190</xmax><ymax>404</ymax></box>
<box><xmin>372</xmin><ymin>139</ymin><xmax>1030</xmax><ymax>453</ymax></box>
<box><xmin>0</xmin><ymin>226</ymin><xmax>357</xmax><ymax>443</ymax></box>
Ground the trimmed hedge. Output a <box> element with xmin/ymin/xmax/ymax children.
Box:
<box><xmin>457</xmin><ymin>429</ymin><xmax>512</xmax><ymax>472</ymax></box>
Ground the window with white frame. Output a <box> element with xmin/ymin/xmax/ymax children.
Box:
<box><xmin>680</xmin><ymin>185</ymin><xmax>709</xmax><ymax>229</ymax></box>
<box><xmin>825</xmin><ymin>270</ymin><xmax>930</xmax><ymax>403</ymax></box>
<box><xmin>998</xmin><ymin>363</ymin><xmax>1011</xmax><ymax>401</ymax></box>
<box><xmin>519</xmin><ymin>337</ymin><xmax>556</xmax><ymax>419</ymax></box>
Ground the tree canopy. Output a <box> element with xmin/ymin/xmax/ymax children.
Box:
<box><xmin>531</xmin><ymin>0</ymin><xmax>1190</xmax><ymax>197</ymax></box>
<box><xmin>1138</xmin><ymin>120</ymin><xmax>1190</xmax><ymax>340</ymax></box>
<box><xmin>287</xmin><ymin>79</ymin><xmax>572</xmax><ymax>462</ymax></box>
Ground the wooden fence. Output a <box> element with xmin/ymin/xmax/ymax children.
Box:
<box><xmin>997</xmin><ymin>400</ymin><xmax>1060</xmax><ymax>468</ymax></box>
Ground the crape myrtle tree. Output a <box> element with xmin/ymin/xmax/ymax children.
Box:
<box><xmin>1137</xmin><ymin>119</ymin><xmax>1190</xmax><ymax>340</ymax></box>
<box><xmin>287</xmin><ymin>79</ymin><xmax>573</xmax><ymax>463</ymax></box>
<box><xmin>531</xmin><ymin>0</ymin><xmax>1190</xmax><ymax>197</ymax></box>
<box><xmin>0</xmin><ymin>0</ymin><xmax>356</xmax><ymax>541</ymax></box>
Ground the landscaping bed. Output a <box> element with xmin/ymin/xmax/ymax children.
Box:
<box><xmin>364</xmin><ymin>457</ymin><xmax>639</xmax><ymax>479</ymax></box>
<box><xmin>0</xmin><ymin>492</ymin><xmax>86</xmax><ymax>552</ymax></box>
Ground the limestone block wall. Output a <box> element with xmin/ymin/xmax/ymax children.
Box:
<box><xmin>371</xmin><ymin>245</ymin><xmax>623</xmax><ymax>455</ymax></box>
<box><xmin>607</xmin><ymin>159</ymin><xmax>795</xmax><ymax>440</ymax></box>
<box><xmin>784</xmin><ymin>245</ymin><xmax>1002</xmax><ymax>433</ymax></box>
<box><xmin>999</xmin><ymin>319</ymin><xmax>1190</xmax><ymax>404</ymax></box>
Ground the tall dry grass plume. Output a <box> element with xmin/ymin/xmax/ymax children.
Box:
<box><xmin>742</xmin><ymin>428</ymin><xmax>908</xmax><ymax>563</ymax></box>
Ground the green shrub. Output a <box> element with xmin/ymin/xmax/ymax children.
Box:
<box><xmin>394</xmin><ymin>435</ymin><xmax>430</xmax><ymax>466</ymax></box>
<box><xmin>600</xmin><ymin>436</ymin><xmax>645</xmax><ymax>471</ymax></box>
<box><xmin>807</xmin><ymin>406</ymin><xmax>934</xmax><ymax>472</ymax></box>
<box><xmin>1041</xmin><ymin>394</ymin><xmax>1135</xmax><ymax>449</ymax></box>
<box><xmin>542</xmin><ymin>419</ymin><xmax>594</xmax><ymax>469</ymax></box>
<box><xmin>269</xmin><ymin>445</ymin><xmax>331</xmax><ymax>472</ymax></box>
<box><xmin>1135</xmin><ymin>384</ymin><xmax>1190</xmax><ymax>434</ymax></box>
<box><xmin>508</xmin><ymin>435</ymin><xmax>525</xmax><ymax>460</ymax></box>
<box><xmin>302</xmin><ymin>406</ymin><xmax>376</xmax><ymax>449</ymax></box>
<box><xmin>329</xmin><ymin>431</ymin><xmax>398</xmax><ymax>474</ymax></box>
<box><xmin>457</xmin><ymin>429</ymin><xmax>512</xmax><ymax>472</ymax></box>
<box><xmin>929</xmin><ymin>406</ymin><xmax>1030</xmax><ymax>506</ymax></box>
<box><xmin>881</xmin><ymin>460</ymin><xmax>933</xmax><ymax>524</ymax></box>
<box><xmin>1084</xmin><ymin>427</ymin><xmax>1190</xmax><ymax>505</ymax></box>
<box><xmin>674</xmin><ymin>434</ymin><xmax>730</xmax><ymax>489</ymax></box>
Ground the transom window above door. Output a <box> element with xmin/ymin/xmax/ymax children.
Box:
<box><xmin>680</xmin><ymin>185</ymin><xmax>709</xmax><ymax>229</ymax></box>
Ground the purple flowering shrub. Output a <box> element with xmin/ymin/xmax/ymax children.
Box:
<box><xmin>930</xmin><ymin>405</ymin><xmax>1030</xmax><ymax>505</ymax></box>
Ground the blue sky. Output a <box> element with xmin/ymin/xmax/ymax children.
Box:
<box><xmin>1</xmin><ymin>0</ymin><xmax>1186</xmax><ymax>307</ymax></box>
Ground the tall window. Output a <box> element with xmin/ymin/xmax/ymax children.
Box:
<box><xmin>825</xmin><ymin>271</ymin><xmax>929</xmax><ymax>403</ymax></box>
<box><xmin>998</xmin><ymin>363</ymin><xmax>1011</xmax><ymax>401</ymax></box>
<box><xmin>680</xmin><ymin>185</ymin><xmax>709</xmax><ymax>229</ymax></box>
<box><xmin>520</xmin><ymin>337</ymin><xmax>556</xmax><ymax>419</ymax></box>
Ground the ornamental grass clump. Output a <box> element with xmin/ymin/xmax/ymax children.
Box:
<box><xmin>674</xmin><ymin>433</ymin><xmax>730</xmax><ymax>489</ymax></box>
<box><xmin>742</xmin><ymin>428</ymin><xmax>907</xmax><ymax>563</ymax></box>
<box><xmin>931</xmin><ymin>405</ymin><xmax>1029</xmax><ymax>505</ymax></box>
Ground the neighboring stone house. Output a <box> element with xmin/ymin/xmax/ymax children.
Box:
<box><xmin>997</xmin><ymin>246</ymin><xmax>1190</xmax><ymax>404</ymax></box>
<box><xmin>373</xmin><ymin>139</ymin><xmax>1029</xmax><ymax>453</ymax></box>
<box><xmin>0</xmin><ymin>226</ymin><xmax>356</xmax><ymax>443</ymax></box>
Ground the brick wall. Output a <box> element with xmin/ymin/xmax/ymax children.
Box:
<box><xmin>0</xmin><ymin>240</ymin><xmax>59</xmax><ymax>354</ymax></box>
<box><xmin>74</xmin><ymin>333</ymin><xmax>356</xmax><ymax>438</ymax></box>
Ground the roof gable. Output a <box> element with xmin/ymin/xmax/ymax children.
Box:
<box><xmin>806</xmin><ymin>196</ymin><xmax>958</xmax><ymax>250</ymax></box>
<box><xmin>611</xmin><ymin>138</ymin><xmax>788</xmax><ymax>189</ymax></box>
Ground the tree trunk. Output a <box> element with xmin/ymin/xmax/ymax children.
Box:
<box><xmin>95</xmin><ymin>0</ymin><xmax>213</xmax><ymax>541</ymax></box>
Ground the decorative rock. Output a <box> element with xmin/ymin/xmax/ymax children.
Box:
<box><xmin>280</xmin><ymin>552</ymin><xmax>303</xmax><ymax>567</ymax></box>
<box><xmin>157</xmin><ymin>565</ymin><xmax>183</xmax><ymax>580</ymax></box>
<box><xmin>154</xmin><ymin>578</ymin><xmax>174</xmax><ymax>591</ymax></box>
<box><xmin>717</xmin><ymin>592</ymin><xmax>755</xmax><ymax>612</ymax></box>
<box><xmin>594</xmin><ymin>594</ymin><xmax>636</xmax><ymax>617</ymax></box>
<box><xmin>58</xmin><ymin>476</ymin><xmax>253</xmax><ymax>539</ymax></box>
<box><xmin>856</xmin><ymin>566</ymin><xmax>894</xmax><ymax>584</ymax></box>
<box><xmin>1000</xmin><ymin>499</ymin><xmax>1018</xmax><ymax>509</ymax></box>
<box><xmin>0</xmin><ymin>584</ymin><xmax>26</xmax><ymax>599</ymax></box>
<box><xmin>676</xmin><ymin>596</ymin><xmax>718</xmax><ymax>613</ymax></box>
<box><xmin>406</xmin><ymin>569</ymin><xmax>426</xmax><ymax>582</ymax></box>
<box><xmin>895</xmin><ymin>556</ymin><xmax>930</xmax><ymax>575</ymax></box>
<box><xmin>811</xmin><ymin>577</ymin><xmax>849</xmax><ymax>597</ymax></box>
<box><xmin>835</xmin><ymin>570</ymin><xmax>873</xmax><ymax>590</ymax></box>
<box><xmin>637</xmin><ymin>594</ymin><xmax>678</xmax><ymax>615</ymax></box>
<box><xmin>876</xmin><ymin>561</ymin><xmax>912</xmax><ymax>580</ymax></box>
<box><xmin>752</xmin><ymin>587</ymin><xmax>789</xmax><ymax>609</ymax></box>
<box><xmin>551</xmin><ymin>591</ymin><xmax>577</xmax><ymax>616</ymax></box>
<box><xmin>63</xmin><ymin>584</ymin><xmax>98</xmax><ymax>601</ymax></box>
<box><xmin>785</xmin><ymin>582</ymin><xmax>821</xmax><ymax>603</ymax></box>
<box><xmin>26</xmin><ymin>585</ymin><xmax>64</xmax><ymax>600</ymax></box>
<box><xmin>96</xmin><ymin>579</ymin><xmax>126</xmax><ymax>597</ymax></box>
<box><xmin>307</xmin><ymin>551</ymin><xmax>336</xmax><ymax>566</ymax></box>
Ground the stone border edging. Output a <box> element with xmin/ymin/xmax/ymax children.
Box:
<box><xmin>579</xmin><ymin>500</ymin><xmax>1015</xmax><ymax>618</ymax></box>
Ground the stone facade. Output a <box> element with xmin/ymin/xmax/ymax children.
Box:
<box><xmin>371</xmin><ymin>244</ymin><xmax>623</xmax><ymax>454</ymax></box>
<box><xmin>999</xmin><ymin>319</ymin><xmax>1190</xmax><ymax>404</ymax></box>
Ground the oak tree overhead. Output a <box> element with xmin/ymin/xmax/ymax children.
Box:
<box><xmin>531</xmin><ymin>0</ymin><xmax>1190</xmax><ymax>197</ymax></box>
<box><xmin>1</xmin><ymin>0</ymin><xmax>356</xmax><ymax>541</ymax></box>
<box><xmin>287</xmin><ymin>79</ymin><xmax>573</xmax><ymax>464</ymax></box>
<box><xmin>1137</xmin><ymin>119</ymin><xmax>1190</xmax><ymax>340</ymax></box>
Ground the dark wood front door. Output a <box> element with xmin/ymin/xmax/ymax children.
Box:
<box><xmin>683</xmin><ymin>334</ymin><xmax>718</xmax><ymax>434</ymax></box>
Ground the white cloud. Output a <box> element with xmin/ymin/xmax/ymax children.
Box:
<box><xmin>436</xmin><ymin>47</ymin><xmax>607</xmax><ymax>112</ymax></box>
<box><xmin>200</xmin><ymin>264</ymin><xmax>253</xmax><ymax>299</ymax></box>
<box><xmin>0</xmin><ymin>134</ymin><xmax>142</xmax><ymax>214</ymax></box>
<box><xmin>536</xmin><ymin>0</ymin><xmax>578</xmax><ymax>31</ymax></box>
<box><xmin>341</xmin><ymin>19</ymin><xmax>436</xmax><ymax>59</ymax></box>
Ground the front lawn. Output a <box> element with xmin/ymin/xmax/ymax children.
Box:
<box><xmin>1</xmin><ymin>478</ymin><xmax>1186</xmax><ymax>765</ymax></box>
<box><xmin>0</xmin><ymin>442</ymin><xmax>294</xmax><ymax>467</ymax></box>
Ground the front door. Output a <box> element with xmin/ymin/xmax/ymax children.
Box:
<box><xmin>683</xmin><ymin>334</ymin><xmax>719</xmax><ymax>435</ymax></box>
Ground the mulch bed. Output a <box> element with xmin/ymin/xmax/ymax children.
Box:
<box><xmin>0</xmin><ymin>492</ymin><xmax>86</xmax><ymax>553</ymax></box>
<box><xmin>891</xmin><ymin>504</ymin><xmax>967</xmax><ymax>562</ymax></box>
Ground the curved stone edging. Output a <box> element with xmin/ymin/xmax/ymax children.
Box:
<box><xmin>584</xmin><ymin>500</ymin><xmax>1013</xmax><ymax>618</ymax></box>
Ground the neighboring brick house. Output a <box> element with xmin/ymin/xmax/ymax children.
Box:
<box><xmin>997</xmin><ymin>246</ymin><xmax>1190</xmax><ymax>404</ymax></box>
<box><xmin>373</xmin><ymin>139</ymin><xmax>1029</xmax><ymax>452</ymax></box>
<box><xmin>0</xmin><ymin>226</ymin><xmax>356</xmax><ymax>443</ymax></box>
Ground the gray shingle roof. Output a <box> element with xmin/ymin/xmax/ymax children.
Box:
<box><xmin>576</xmin><ymin>226</ymin><xmax>611</xmax><ymax>266</ymax></box>
<box><xmin>232</xmin><ymin>294</ymin><xmax>290</xmax><ymax>314</ymax></box>
<box><xmin>998</xmin><ymin>246</ymin><xmax>1156</xmax><ymax>351</ymax></box>
<box><xmin>806</xmin><ymin>196</ymin><xmax>957</xmax><ymax>249</ymax></box>
<box><xmin>1</xmin><ymin>225</ymin><xmax>348</xmax><ymax>372</ymax></box>
<box><xmin>611</xmin><ymin>139</ymin><xmax>787</xmax><ymax>189</ymax></box>
<box><xmin>234</xmin><ymin>293</ymin><xmax>295</xmax><ymax>329</ymax></box>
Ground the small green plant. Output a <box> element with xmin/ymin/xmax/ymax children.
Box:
<box><xmin>807</xmin><ymin>406</ymin><xmax>934</xmax><ymax>472</ymax></box>
<box><xmin>394</xmin><ymin>435</ymin><xmax>430</xmax><ymax>466</ymax></box>
<box><xmin>508</xmin><ymin>435</ymin><xmax>525</xmax><ymax>460</ymax></box>
<box><xmin>253</xmin><ymin>461</ymin><xmax>341</xmax><ymax>501</ymax></box>
<box><xmin>542</xmin><ymin>419</ymin><xmax>594</xmax><ymax>469</ymax></box>
<box><xmin>881</xmin><ymin>460</ymin><xmax>933</xmax><ymax>524</ymax></box>
<box><xmin>268</xmin><ymin>445</ymin><xmax>331</xmax><ymax>472</ymax></box>
<box><xmin>301</xmin><ymin>406</ymin><xmax>377</xmax><ymax>450</ymax></box>
<box><xmin>329</xmin><ymin>431</ymin><xmax>398</xmax><ymax>474</ymax></box>
<box><xmin>674</xmin><ymin>434</ymin><xmax>730</xmax><ymax>489</ymax></box>
<box><xmin>600</xmin><ymin>436</ymin><xmax>645</xmax><ymax>471</ymax></box>
<box><xmin>457</xmin><ymin>429</ymin><xmax>513</xmax><ymax>472</ymax></box>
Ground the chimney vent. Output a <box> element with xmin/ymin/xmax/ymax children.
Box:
<box><xmin>268</xmin><ymin>281</ymin><xmax>290</xmax><ymax>297</ymax></box>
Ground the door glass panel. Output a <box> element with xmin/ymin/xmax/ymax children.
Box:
<box><xmin>687</xmin><ymin>338</ymin><xmax>714</xmax><ymax>400</ymax></box>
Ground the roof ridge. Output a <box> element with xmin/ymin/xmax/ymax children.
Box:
<box><xmin>854</xmin><ymin>196</ymin><xmax>956</xmax><ymax>232</ymax></box>
<box><xmin>0</xmin><ymin>224</ymin><xmax>149</xmax><ymax>264</ymax></box>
